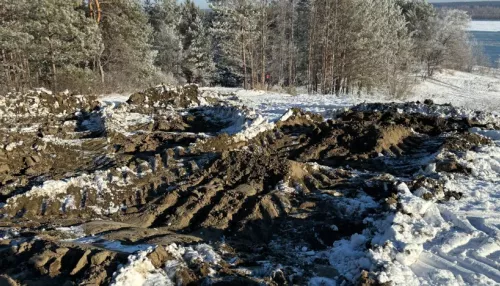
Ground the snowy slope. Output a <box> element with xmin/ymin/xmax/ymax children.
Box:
<box><xmin>409</xmin><ymin>70</ymin><xmax>500</xmax><ymax>113</ymax></box>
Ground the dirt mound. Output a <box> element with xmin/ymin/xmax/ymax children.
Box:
<box><xmin>0</xmin><ymin>89</ymin><xmax>100</xmax><ymax>120</ymax></box>
<box><xmin>0</xmin><ymin>238</ymin><xmax>128</xmax><ymax>286</ymax></box>
<box><xmin>0</xmin><ymin>87</ymin><xmax>497</xmax><ymax>285</ymax></box>
<box><xmin>127</xmin><ymin>84</ymin><xmax>200</xmax><ymax>111</ymax></box>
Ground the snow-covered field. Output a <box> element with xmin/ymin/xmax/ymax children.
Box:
<box><xmin>410</xmin><ymin>69</ymin><xmax>500</xmax><ymax>113</ymax></box>
<box><xmin>468</xmin><ymin>21</ymin><xmax>500</xmax><ymax>32</ymax></box>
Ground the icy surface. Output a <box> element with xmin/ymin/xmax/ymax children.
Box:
<box><xmin>468</xmin><ymin>21</ymin><xmax>500</xmax><ymax>32</ymax></box>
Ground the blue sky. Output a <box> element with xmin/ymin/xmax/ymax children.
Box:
<box><xmin>192</xmin><ymin>0</ymin><xmax>500</xmax><ymax>9</ymax></box>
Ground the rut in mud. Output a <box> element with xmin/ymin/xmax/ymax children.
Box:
<box><xmin>0</xmin><ymin>86</ymin><xmax>497</xmax><ymax>285</ymax></box>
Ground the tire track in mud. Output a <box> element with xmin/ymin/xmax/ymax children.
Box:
<box><xmin>0</xmin><ymin>88</ymin><xmax>498</xmax><ymax>285</ymax></box>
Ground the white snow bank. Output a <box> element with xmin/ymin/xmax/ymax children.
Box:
<box><xmin>56</xmin><ymin>225</ymin><xmax>86</xmax><ymax>238</ymax></box>
<box><xmin>317</xmin><ymin>142</ymin><xmax>500</xmax><ymax>286</ymax></box>
<box><xmin>99</xmin><ymin>93</ymin><xmax>131</xmax><ymax>107</ymax></box>
<box><xmin>371</xmin><ymin>145</ymin><xmax>500</xmax><ymax>285</ymax></box>
<box><xmin>214</xmin><ymin>106</ymin><xmax>298</xmax><ymax>142</ymax></box>
<box><xmin>208</xmin><ymin>69</ymin><xmax>500</xmax><ymax>123</ymax></box>
<box><xmin>111</xmin><ymin>243</ymin><xmax>220</xmax><ymax>286</ymax></box>
<box><xmin>166</xmin><ymin>243</ymin><xmax>221</xmax><ymax>265</ymax></box>
<box><xmin>468</xmin><ymin>21</ymin><xmax>500</xmax><ymax>32</ymax></box>
<box><xmin>370</xmin><ymin>183</ymin><xmax>448</xmax><ymax>286</ymax></box>
<box><xmin>112</xmin><ymin>248</ymin><xmax>173</xmax><ymax>286</ymax></box>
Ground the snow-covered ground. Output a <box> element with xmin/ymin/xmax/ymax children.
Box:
<box><xmin>101</xmin><ymin>68</ymin><xmax>500</xmax><ymax>120</ymax></box>
<box><xmin>410</xmin><ymin>69</ymin><xmax>500</xmax><ymax>113</ymax></box>
<box><xmin>200</xmin><ymin>69</ymin><xmax>500</xmax><ymax>119</ymax></box>
<box><xmin>468</xmin><ymin>21</ymin><xmax>500</xmax><ymax>32</ymax></box>
<box><xmin>365</xmin><ymin>139</ymin><xmax>500</xmax><ymax>286</ymax></box>
<box><xmin>408</xmin><ymin>143</ymin><xmax>500</xmax><ymax>285</ymax></box>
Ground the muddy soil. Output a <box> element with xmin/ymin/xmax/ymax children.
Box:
<box><xmin>0</xmin><ymin>87</ymin><xmax>496</xmax><ymax>286</ymax></box>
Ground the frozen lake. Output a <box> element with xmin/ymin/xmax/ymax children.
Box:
<box><xmin>469</xmin><ymin>21</ymin><xmax>500</xmax><ymax>66</ymax></box>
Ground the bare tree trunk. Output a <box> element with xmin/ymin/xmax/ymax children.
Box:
<box><xmin>321</xmin><ymin>0</ymin><xmax>332</xmax><ymax>93</ymax></box>
<box><xmin>288</xmin><ymin>0</ymin><xmax>295</xmax><ymax>87</ymax></box>
<box><xmin>98</xmin><ymin>57</ymin><xmax>105</xmax><ymax>84</ymax></box>
<box><xmin>330</xmin><ymin>0</ymin><xmax>338</xmax><ymax>95</ymax></box>
<box><xmin>2</xmin><ymin>49</ymin><xmax>9</xmax><ymax>90</ymax></box>
<box><xmin>25</xmin><ymin>57</ymin><xmax>31</xmax><ymax>91</ymax></box>
<box><xmin>50</xmin><ymin>41</ymin><xmax>57</xmax><ymax>92</ymax></box>
<box><xmin>307</xmin><ymin>0</ymin><xmax>317</xmax><ymax>93</ymax></box>
<box><xmin>261</xmin><ymin>0</ymin><xmax>267</xmax><ymax>87</ymax></box>
<box><xmin>250</xmin><ymin>50</ymin><xmax>255</xmax><ymax>89</ymax></box>
<box><xmin>242</xmin><ymin>32</ymin><xmax>247</xmax><ymax>89</ymax></box>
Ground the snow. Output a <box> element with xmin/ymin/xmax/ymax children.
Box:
<box><xmin>471</xmin><ymin>128</ymin><xmax>500</xmax><ymax>143</ymax></box>
<box><xmin>205</xmin><ymin>69</ymin><xmax>500</xmax><ymax>121</ymax></box>
<box><xmin>366</xmin><ymin>144</ymin><xmax>500</xmax><ymax>286</ymax></box>
<box><xmin>318</xmin><ymin>142</ymin><xmax>500</xmax><ymax>286</ymax></box>
<box><xmin>10</xmin><ymin>69</ymin><xmax>500</xmax><ymax>285</ymax></box>
<box><xmin>34</xmin><ymin>87</ymin><xmax>53</xmax><ymax>95</ymax></box>
<box><xmin>111</xmin><ymin>248</ymin><xmax>173</xmax><ymax>286</ymax></box>
<box><xmin>409</xmin><ymin>70</ymin><xmax>500</xmax><ymax>113</ymax></box>
<box><xmin>4</xmin><ymin>164</ymin><xmax>149</xmax><ymax>215</ymax></box>
<box><xmin>56</xmin><ymin>225</ymin><xmax>86</xmax><ymax>238</ymax></box>
<box><xmin>99</xmin><ymin>93</ymin><xmax>131</xmax><ymax>107</ymax></box>
<box><xmin>111</xmin><ymin>243</ymin><xmax>220</xmax><ymax>286</ymax></box>
<box><xmin>227</xmin><ymin>89</ymin><xmax>357</xmax><ymax>121</ymax></box>
<box><xmin>215</xmin><ymin>69</ymin><xmax>499</xmax><ymax>285</ymax></box>
<box><xmin>468</xmin><ymin>21</ymin><xmax>500</xmax><ymax>32</ymax></box>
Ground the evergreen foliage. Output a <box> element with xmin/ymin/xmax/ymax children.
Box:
<box><xmin>0</xmin><ymin>0</ymin><xmax>480</xmax><ymax>96</ymax></box>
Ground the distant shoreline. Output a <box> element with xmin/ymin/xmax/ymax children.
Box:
<box><xmin>468</xmin><ymin>20</ymin><xmax>500</xmax><ymax>32</ymax></box>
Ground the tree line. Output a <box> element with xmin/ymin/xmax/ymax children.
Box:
<box><xmin>0</xmin><ymin>0</ymin><xmax>485</xmax><ymax>96</ymax></box>
<box><xmin>434</xmin><ymin>2</ymin><xmax>500</xmax><ymax>20</ymax></box>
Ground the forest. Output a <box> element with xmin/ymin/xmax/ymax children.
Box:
<box><xmin>0</xmin><ymin>0</ymin><xmax>485</xmax><ymax>96</ymax></box>
<box><xmin>434</xmin><ymin>1</ymin><xmax>500</xmax><ymax>20</ymax></box>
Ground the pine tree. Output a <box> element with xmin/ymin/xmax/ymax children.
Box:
<box><xmin>209</xmin><ymin>0</ymin><xmax>260</xmax><ymax>88</ymax></box>
<box><xmin>0</xmin><ymin>0</ymin><xmax>33</xmax><ymax>91</ymax></box>
<box><xmin>100</xmin><ymin>0</ymin><xmax>158</xmax><ymax>89</ymax></box>
<box><xmin>145</xmin><ymin>0</ymin><xmax>183</xmax><ymax>80</ymax></box>
<box><xmin>1</xmin><ymin>0</ymin><xmax>102</xmax><ymax>91</ymax></box>
<box><xmin>179</xmin><ymin>0</ymin><xmax>214</xmax><ymax>84</ymax></box>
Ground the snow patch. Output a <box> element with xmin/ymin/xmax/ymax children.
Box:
<box><xmin>112</xmin><ymin>248</ymin><xmax>173</xmax><ymax>286</ymax></box>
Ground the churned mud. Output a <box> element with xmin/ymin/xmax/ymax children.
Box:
<box><xmin>0</xmin><ymin>86</ymin><xmax>496</xmax><ymax>285</ymax></box>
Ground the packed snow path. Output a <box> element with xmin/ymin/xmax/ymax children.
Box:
<box><xmin>409</xmin><ymin>142</ymin><xmax>500</xmax><ymax>285</ymax></box>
